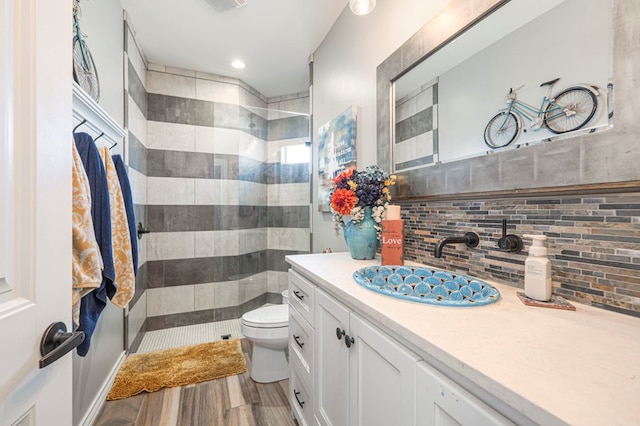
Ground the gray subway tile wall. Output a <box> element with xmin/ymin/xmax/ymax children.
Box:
<box><xmin>394</xmin><ymin>82</ymin><xmax>438</xmax><ymax>171</ymax></box>
<box><xmin>395</xmin><ymin>155</ymin><xmax>434</xmax><ymax>172</ymax></box>
<box><xmin>147</xmin><ymin>149</ymin><xmax>216</xmax><ymax>179</ymax></box>
<box><xmin>400</xmin><ymin>194</ymin><xmax>640</xmax><ymax>318</ymax></box>
<box><xmin>146</xmin><ymin>93</ymin><xmax>215</xmax><ymax>126</ymax></box>
<box><xmin>268</xmin><ymin>115</ymin><xmax>310</xmax><ymax>141</ymax></box>
<box><xmin>395</xmin><ymin>107</ymin><xmax>433</xmax><ymax>143</ymax></box>
<box><xmin>127</xmin><ymin>131</ymin><xmax>147</xmax><ymax>176</ymax></box>
<box><xmin>125</xmin><ymin>50</ymin><xmax>310</xmax><ymax>335</ymax></box>
<box><xmin>128</xmin><ymin>60</ymin><xmax>147</xmax><ymax>117</ymax></box>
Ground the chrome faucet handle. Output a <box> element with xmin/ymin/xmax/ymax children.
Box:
<box><xmin>497</xmin><ymin>219</ymin><xmax>523</xmax><ymax>253</ymax></box>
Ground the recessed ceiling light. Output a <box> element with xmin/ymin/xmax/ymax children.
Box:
<box><xmin>231</xmin><ymin>60</ymin><xmax>246</xmax><ymax>69</ymax></box>
<box><xmin>349</xmin><ymin>0</ymin><xmax>376</xmax><ymax>15</ymax></box>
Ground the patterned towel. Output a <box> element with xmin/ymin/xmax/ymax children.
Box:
<box><xmin>74</xmin><ymin>132</ymin><xmax>114</xmax><ymax>356</ymax></box>
<box><xmin>112</xmin><ymin>154</ymin><xmax>138</xmax><ymax>275</ymax></box>
<box><xmin>99</xmin><ymin>147</ymin><xmax>135</xmax><ymax>307</ymax></box>
<box><xmin>71</xmin><ymin>140</ymin><xmax>103</xmax><ymax>327</ymax></box>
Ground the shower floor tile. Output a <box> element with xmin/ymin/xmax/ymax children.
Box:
<box><xmin>135</xmin><ymin>318</ymin><xmax>243</xmax><ymax>354</ymax></box>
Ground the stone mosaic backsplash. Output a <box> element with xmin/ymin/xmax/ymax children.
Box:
<box><xmin>399</xmin><ymin>193</ymin><xmax>640</xmax><ymax>318</ymax></box>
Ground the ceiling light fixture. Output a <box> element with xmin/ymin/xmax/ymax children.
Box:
<box><xmin>204</xmin><ymin>0</ymin><xmax>247</xmax><ymax>13</ymax></box>
<box><xmin>349</xmin><ymin>0</ymin><xmax>376</xmax><ymax>15</ymax></box>
<box><xmin>231</xmin><ymin>60</ymin><xmax>246</xmax><ymax>69</ymax></box>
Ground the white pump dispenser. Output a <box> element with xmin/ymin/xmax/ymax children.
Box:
<box><xmin>523</xmin><ymin>234</ymin><xmax>552</xmax><ymax>301</ymax></box>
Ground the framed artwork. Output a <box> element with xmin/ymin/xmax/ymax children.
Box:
<box><xmin>317</xmin><ymin>106</ymin><xmax>357</xmax><ymax>212</ymax></box>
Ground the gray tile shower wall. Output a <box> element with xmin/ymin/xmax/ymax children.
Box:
<box><xmin>400</xmin><ymin>194</ymin><xmax>640</xmax><ymax>318</ymax></box>
<box><xmin>394</xmin><ymin>82</ymin><xmax>438</xmax><ymax>171</ymax></box>
<box><xmin>141</xmin><ymin>65</ymin><xmax>310</xmax><ymax>330</ymax></box>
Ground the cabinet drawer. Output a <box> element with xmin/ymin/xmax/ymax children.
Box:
<box><xmin>289</xmin><ymin>306</ymin><xmax>314</xmax><ymax>383</ymax></box>
<box><xmin>290</xmin><ymin>364</ymin><xmax>314</xmax><ymax>426</ymax></box>
<box><xmin>288</xmin><ymin>269</ymin><xmax>315</xmax><ymax>326</ymax></box>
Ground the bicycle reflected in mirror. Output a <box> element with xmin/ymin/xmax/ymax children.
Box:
<box><xmin>484</xmin><ymin>77</ymin><xmax>599</xmax><ymax>149</ymax></box>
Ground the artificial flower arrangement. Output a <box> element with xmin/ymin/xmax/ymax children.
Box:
<box><xmin>329</xmin><ymin>165</ymin><xmax>396</xmax><ymax>239</ymax></box>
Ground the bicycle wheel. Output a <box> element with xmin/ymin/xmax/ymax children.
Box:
<box><xmin>73</xmin><ymin>35</ymin><xmax>100</xmax><ymax>103</ymax></box>
<box><xmin>484</xmin><ymin>111</ymin><xmax>520</xmax><ymax>149</ymax></box>
<box><xmin>543</xmin><ymin>87</ymin><xmax>596</xmax><ymax>134</ymax></box>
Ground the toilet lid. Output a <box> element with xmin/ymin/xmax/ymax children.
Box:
<box><xmin>242</xmin><ymin>304</ymin><xmax>288</xmax><ymax>328</ymax></box>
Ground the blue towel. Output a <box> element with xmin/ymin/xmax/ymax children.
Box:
<box><xmin>74</xmin><ymin>132</ymin><xmax>116</xmax><ymax>356</ymax></box>
<box><xmin>112</xmin><ymin>154</ymin><xmax>138</xmax><ymax>275</ymax></box>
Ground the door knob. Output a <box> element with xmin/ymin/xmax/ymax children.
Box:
<box><xmin>39</xmin><ymin>322</ymin><xmax>85</xmax><ymax>368</ymax></box>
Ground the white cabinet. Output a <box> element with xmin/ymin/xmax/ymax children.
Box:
<box><xmin>348</xmin><ymin>312</ymin><xmax>419</xmax><ymax>426</ymax></box>
<box><xmin>416</xmin><ymin>361</ymin><xmax>513</xmax><ymax>426</ymax></box>
<box><xmin>289</xmin><ymin>266</ymin><xmax>516</xmax><ymax>426</ymax></box>
<box><xmin>288</xmin><ymin>270</ymin><xmax>316</xmax><ymax>426</ymax></box>
<box><xmin>314</xmin><ymin>288</ymin><xmax>350</xmax><ymax>426</ymax></box>
<box><xmin>315</xmin><ymin>288</ymin><xmax>420</xmax><ymax>426</ymax></box>
<box><xmin>290</xmin><ymin>365</ymin><xmax>314</xmax><ymax>426</ymax></box>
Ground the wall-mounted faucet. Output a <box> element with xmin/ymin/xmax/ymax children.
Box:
<box><xmin>497</xmin><ymin>219</ymin><xmax>522</xmax><ymax>253</ymax></box>
<box><xmin>434</xmin><ymin>232</ymin><xmax>479</xmax><ymax>258</ymax></box>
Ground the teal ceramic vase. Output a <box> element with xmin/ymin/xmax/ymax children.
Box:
<box><xmin>343</xmin><ymin>207</ymin><xmax>379</xmax><ymax>260</ymax></box>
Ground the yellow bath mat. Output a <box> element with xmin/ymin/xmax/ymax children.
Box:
<box><xmin>106</xmin><ymin>339</ymin><xmax>247</xmax><ymax>401</ymax></box>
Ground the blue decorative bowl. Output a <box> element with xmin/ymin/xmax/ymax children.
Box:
<box><xmin>353</xmin><ymin>265</ymin><xmax>500</xmax><ymax>307</ymax></box>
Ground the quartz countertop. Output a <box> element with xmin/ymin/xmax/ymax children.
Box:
<box><xmin>286</xmin><ymin>252</ymin><xmax>640</xmax><ymax>426</ymax></box>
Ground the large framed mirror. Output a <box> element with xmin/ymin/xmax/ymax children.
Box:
<box><xmin>377</xmin><ymin>0</ymin><xmax>639</xmax><ymax>200</ymax></box>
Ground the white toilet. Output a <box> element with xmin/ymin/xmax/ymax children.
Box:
<box><xmin>241</xmin><ymin>290</ymin><xmax>289</xmax><ymax>383</ymax></box>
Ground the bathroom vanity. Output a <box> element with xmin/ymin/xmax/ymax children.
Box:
<box><xmin>286</xmin><ymin>252</ymin><xmax>640</xmax><ymax>426</ymax></box>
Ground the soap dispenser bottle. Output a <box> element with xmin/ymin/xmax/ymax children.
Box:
<box><xmin>523</xmin><ymin>234</ymin><xmax>552</xmax><ymax>301</ymax></box>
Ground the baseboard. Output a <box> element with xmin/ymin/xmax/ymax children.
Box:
<box><xmin>78</xmin><ymin>350</ymin><xmax>126</xmax><ymax>426</ymax></box>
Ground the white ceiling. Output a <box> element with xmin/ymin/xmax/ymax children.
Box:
<box><xmin>121</xmin><ymin>0</ymin><xmax>348</xmax><ymax>98</ymax></box>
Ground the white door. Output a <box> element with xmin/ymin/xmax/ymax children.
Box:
<box><xmin>349</xmin><ymin>313</ymin><xmax>419</xmax><ymax>426</ymax></box>
<box><xmin>314</xmin><ymin>288</ymin><xmax>350</xmax><ymax>426</ymax></box>
<box><xmin>0</xmin><ymin>0</ymin><xmax>72</xmax><ymax>424</ymax></box>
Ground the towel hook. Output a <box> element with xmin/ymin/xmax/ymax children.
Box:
<box><xmin>73</xmin><ymin>118</ymin><xmax>87</xmax><ymax>134</ymax></box>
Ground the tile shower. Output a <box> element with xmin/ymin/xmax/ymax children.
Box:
<box><xmin>123</xmin><ymin>23</ymin><xmax>310</xmax><ymax>351</ymax></box>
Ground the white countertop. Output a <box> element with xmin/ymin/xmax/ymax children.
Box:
<box><xmin>286</xmin><ymin>252</ymin><xmax>640</xmax><ymax>426</ymax></box>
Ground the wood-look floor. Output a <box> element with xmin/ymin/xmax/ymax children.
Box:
<box><xmin>94</xmin><ymin>339</ymin><xmax>297</xmax><ymax>426</ymax></box>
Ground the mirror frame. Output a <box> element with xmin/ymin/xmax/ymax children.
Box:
<box><xmin>377</xmin><ymin>0</ymin><xmax>640</xmax><ymax>200</ymax></box>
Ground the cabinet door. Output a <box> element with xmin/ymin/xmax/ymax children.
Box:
<box><xmin>290</xmin><ymin>362</ymin><xmax>315</xmax><ymax>426</ymax></box>
<box><xmin>289</xmin><ymin>269</ymin><xmax>315</xmax><ymax>325</ymax></box>
<box><xmin>349</xmin><ymin>313</ymin><xmax>420</xmax><ymax>426</ymax></box>
<box><xmin>290</xmin><ymin>304</ymin><xmax>314</xmax><ymax>382</ymax></box>
<box><xmin>416</xmin><ymin>361</ymin><xmax>513</xmax><ymax>426</ymax></box>
<box><xmin>315</xmin><ymin>288</ymin><xmax>351</xmax><ymax>426</ymax></box>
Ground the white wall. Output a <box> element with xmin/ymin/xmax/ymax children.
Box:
<box><xmin>311</xmin><ymin>0</ymin><xmax>452</xmax><ymax>253</ymax></box>
<box><xmin>72</xmin><ymin>0</ymin><xmax>126</xmax><ymax>424</ymax></box>
<box><xmin>78</xmin><ymin>0</ymin><xmax>125</xmax><ymax>136</ymax></box>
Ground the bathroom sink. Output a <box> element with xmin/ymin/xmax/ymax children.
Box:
<box><xmin>352</xmin><ymin>265</ymin><xmax>500</xmax><ymax>307</ymax></box>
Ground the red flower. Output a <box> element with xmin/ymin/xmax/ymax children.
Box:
<box><xmin>330</xmin><ymin>188</ymin><xmax>357</xmax><ymax>215</ymax></box>
<box><xmin>332</xmin><ymin>168</ymin><xmax>354</xmax><ymax>188</ymax></box>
